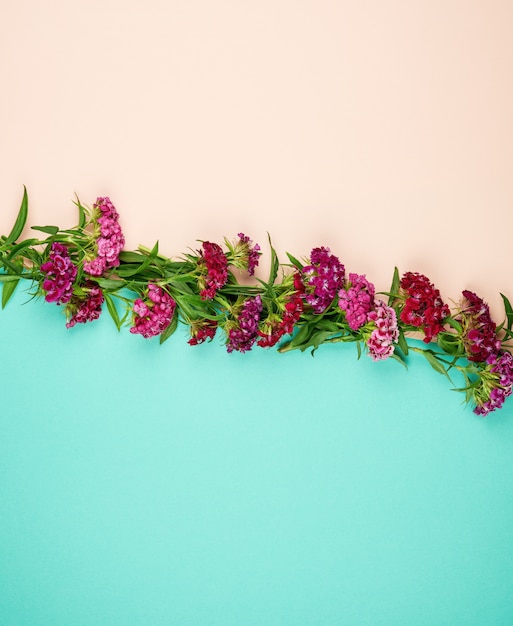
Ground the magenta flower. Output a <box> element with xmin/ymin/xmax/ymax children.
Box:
<box><xmin>130</xmin><ymin>284</ymin><xmax>176</xmax><ymax>338</ymax></box>
<box><xmin>300</xmin><ymin>247</ymin><xmax>345</xmax><ymax>313</ymax></box>
<box><xmin>366</xmin><ymin>300</ymin><xmax>399</xmax><ymax>361</ymax></box>
<box><xmin>473</xmin><ymin>351</ymin><xmax>513</xmax><ymax>415</ymax></box>
<box><xmin>226</xmin><ymin>295</ymin><xmax>263</xmax><ymax>353</ymax></box>
<box><xmin>40</xmin><ymin>242</ymin><xmax>78</xmax><ymax>304</ymax></box>
<box><xmin>84</xmin><ymin>197</ymin><xmax>125</xmax><ymax>276</ymax></box>
<box><xmin>198</xmin><ymin>241</ymin><xmax>229</xmax><ymax>300</ymax></box>
<box><xmin>65</xmin><ymin>283</ymin><xmax>104</xmax><ymax>328</ymax></box>
<box><xmin>339</xmin><ymin>273</ymin><xmax>375</xmax><ymax>331</ymax></box>
<box><xmin>227</xmin><ymin>233</ymin><xmax>261</xmax><ymax>276</ymax></box>
<box><xmin>459</xmin><ymin>290</ymin><xmax>501</xmax><ymax>362</ymax></box>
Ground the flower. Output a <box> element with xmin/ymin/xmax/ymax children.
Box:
<box><xmin>197</xmin><ymin>241</ymin><xmax>229</xmax><ymax>300</ymax></box>
<box><xmin>84</xmin><ymin>197</ymin><xmax>125</xmax><ymax>276</ymax></box>
<box><xmin>473</xmin><ymin>351</ymin><xmax>513</xmax><ymax>415</ymax></box>
<box><xmin>65</xmin><ymin>283</ymin><xmax>104</xmax><ymax>328</ymax></box>
<box><xmin>40</xmin><ymin>242</ymin><xmax>77</xmax><ymax>304</ymax></box>
<box><xmin>226</xmin><ymin>295</ymin><xmax>263</xmax><ymax>352</ymax></box>
<box><xmin>459</xmin><ymin>290</ymin><xmax>501</xmax><ymax>362</ymax></box>
<box><xmin>257</xmin><ymin>275</ymin><xmax>304</xmax><ymax>347</ymax></box>
<box><xmin>300</xmin><ymin>247</ymin><xmax>345</xmax><ymax>313</ymax></box>
<box><xmin>188</xmin><ymin>319</ymin><xmax>218</xmax><ymax>345</ymax></box>
<box><xmin>399</xmin><ymin>272</ymin><xmax>449</xmax><ymax>342</ymax></box>
<box><xmin>338</xmin><ymin>273</ymin><xmax>375</xmax><ymax>331</ymax></box>
<box><xmin>130</xmin><ymin>284</ymin><xmax>176</xmax><ymax>338</ymax></box>
<box><xmin>366</xmin><ymin>300</ymin><xmax>399</xmax><ymax>361</ymax></box>
<box><xmin>226</xmin><ymin>233</ymin><xmax>261</xmax><ymax>276</ymax></box>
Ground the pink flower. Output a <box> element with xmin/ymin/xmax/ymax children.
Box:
<box><xmin>339</xmin><ymin>273</ymin><xmax>375</xmax><ymax>331</ymax></box>
<box><xmin>366</xmin><ymin>300</ymin><xmax>399</xmax><ymax>361</ymax></box>
<box><xmin>130</xmin><ymin>284</ymin><xmax>176</xmax><ymax>339</ymax></box>
<box><xmin>84</xmin><ymin>197</ymin><xmax>125</xmax><ymax>276</ymax></box>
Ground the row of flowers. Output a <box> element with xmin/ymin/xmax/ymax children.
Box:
<box><xmin>1</xmin><ymin>190</ymin><xmax>512</xmax><ymax>416</ymax></box>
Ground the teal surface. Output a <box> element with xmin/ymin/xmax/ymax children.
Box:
<box><xmin>1</xmin><ymin>286</ymin><xmax>513</xmax><ymax>626</ymax></box>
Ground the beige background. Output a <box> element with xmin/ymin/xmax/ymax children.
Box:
<box><xmin>1</xmin><ymin>0</ymin><xmax>512</xmax><ymax>319</ymax></box>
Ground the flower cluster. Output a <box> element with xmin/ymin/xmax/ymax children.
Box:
<box><xmin>226</xmin><ymin>233</ymin><xmax>261</xmax><ymax>276</ymax></box>
<box><xmin>338</xmin><ymin>273</ymin><xmax>375</xmax><ymax>331</ymax></box>
<box><xmin>473</xmin><ymin>351</ymin><xmax>513</xmax><ymax>415</ymax></box>
<box><xmin>65</xmin><ymin>283</ymin><xmax>104</xmax><ymax>328</ymax></box>
<box><xmin>366</xmin><ymin>300</ymin><xmax>399</xmax><ymax>361</ymax></box>
<box><xmin>188</xmin><ymin>319</ymin><xmax>218</xmax><ymax>345</ymax></box>
<box><xmin>84</xmin><ymin>197</ymin><xmax>125</xmax><ymax>276</ymax></box>
<box><xmin>130</xmin><ymin>284</ymin><xmax>176</xmax><ymax>339</ymax></box>
<box><xmin>226</xmin><ymin>295</ymin><xmax>263</xmax><ymax>353</ymax></box>
<box><xmin>257</xmin><ymin>273</ymin><xmax>304</xmax><ymax>348</ymax></box>
<box><xmin>198</xmin><ymin>241</ymin><xmax>229</xmax><ymax>300</ymax></box>
<box><xmin>40</xmin><ymin>242</ymin><xmax>78</xmax><ymax>304</ymax></box>
<box><xmin>301</xmin><ymin>247</ymin><xmax>345</xmax><ymax>313</ymax></box>
<box><xmin>459</xmin><ymin>290</ymin><xmax>502</xmax><ymax>363</ymax></box>
<box><xmin>399</xmin><ymin>272</ymin><xmax>449</xmax><ymax>343</ymax></box>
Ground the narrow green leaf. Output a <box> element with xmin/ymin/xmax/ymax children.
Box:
<box><xmin>267</xmin><ymin>234</ymin><xmax>280</xmax><ymax>286</ymax></box>
<box><xmin>159</xmin><ymin>314</ymin><xmax>178</xmax><ymax>344</ymax></box>
<box><xmin>96</xmin><ymin>278</ymin><xmax>125</xmax><ymax>290</ymax></box>
<box><xmin>119</xmin><ymin>251</ymin><xmax>147</xmax><ymax>263</ymax></box>
<box><xmin>421</xmin><ymin>349</ymin><xmax>451</xmax><ymax>379</ymax></box>
<box><xmin>5</xmin><ymin>186</ymin><xmax>28</xmax><ymax>245</ymax></box>
<box><xmin>74</xmin><ymin>195</ymin><xmax>87</xmax><ymax>229</ymax></box>
<box><xmin>31</xmin><ymin>225</ymin><xmax>60</xmax><ymax>235</ymax></box>
<box><xmin>398</xmin><ymin>330</ymin><xmax>409</xmax><ymax>355</ymax></box>
<box><xmin>391</xmin><ymin>352</ymin><xmax>408</xmax><ymax>369</ymax></box>
<box><xmin>445</xmin><ymin>317</ymin><xmax>463</xmax><ymax>333</ymax></box>
<box><xmin>1</xmin><ymin>277</ymin><xmax>20</xmax><ymax>308</ymax></box>
<box><xmin>501</xmin><ymin>293</ymin><xmax>513</xmax><ymax>331</ymax></box>
<box><xmin>285</xmin><ymin>252</ymin><xmax>303</xmax><ymax>270</ymax></box>
<box><xmin>104</xmin><ymin>293</ymin><xmax>122</xmax><ymax>330</ymax></box>
<box><xmin>7</xmin><ymin>238</ymin><xmax>40</xmax><ymax>260</ymax></box>
<box><xmin>388</xmin><ymin>266</ymin><xmax>400</xmax><ymax>305</ymax></box>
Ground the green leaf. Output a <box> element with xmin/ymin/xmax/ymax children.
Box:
<box><xmin>159</xmin><ymin>314</ymin><xmax>178</xmax><ymax>344</ymax></box>
<box><xmin>421</xmin><ymin>349</ymin><xmax>451</xmax><ymax>379</ymax></box>
<box><xmin>31</xmin><ymin>225</ymin><xmax>60</xmax><ymax>235</ymax></box>
<box><xmin>104</xmin><ymin>293</ymin><xmax>122</xmax><ymax>330</ymax></box>
<box><xmin>436</xmin><ymin>332</ymin><xmax>464</xmax><ymax>356</ymax></box>
<box><xmin>398</xmin><ymin>330</ymin><xmax>409</xmax><ymax>355</ymax></box>
<box><xmin>391</xmin><ymin>352</ymin><xmax>408</xmax><ymax>369</ymax></box>
<box><xmin>501</xmin><ymin>293</ymin><xmax>513</xmax><ymax>331</ymax></box>
<box><xmin>285</xmin><ymin>252</ymin><xmax>303</xmax><ymax>270</ymax></box>
<box><xmin>119</xmin><ymin>251</ymin><xmax>147</xmax><ymax>263</ymax></box>
<box><xmin>74</xmin><ymin>195</ymin><xmax>87</xmax><ymax>229</ymax></box>
<box><xmin>445</xmin><ymin>317</ymin><xmax>463</xmax><ymax>333</ymax></box>
<box><xmin>267</xmin><ymin>234</ymin><xmax>280</xmax><ymax>286</ymax></box>
<box><xmin>5</xmin><ymin>186</ymin><xmax>28</xmax><ymax>245</ymax></box>
<box><xmin>96</xmin><ymin>278</ymin><xmax>125</xmax><ymax>290</ymax></box>
<box><xmin>388</xmin><ymin>266</ymin><xmax>400</xmax><ymax>305</ymax></box>
<box><xmin>1</xmin><ymin>277</ymin><xmax>20</xmax><ymax>308</ymax></box>
<box><xmin>7</xmin><ymin>238</ymin><xmax>40</xmax><ymax>260</ymax></box>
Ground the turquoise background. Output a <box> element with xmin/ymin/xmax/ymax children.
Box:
<box><xmin>1</xmin><ymin>286</ymin><xmax>513</xmax><ymax>626</ymax></box>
